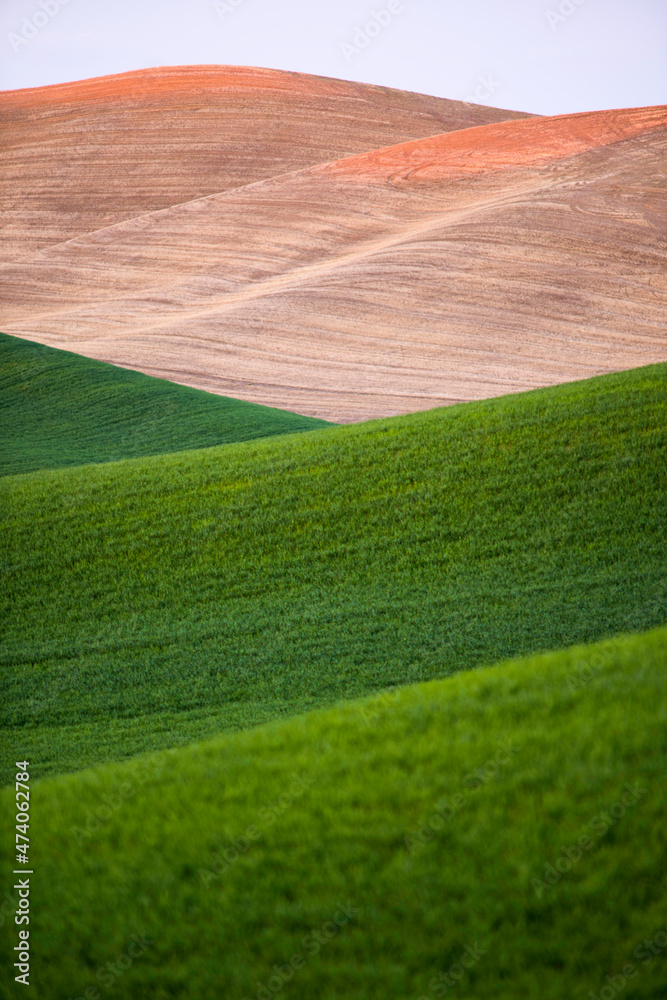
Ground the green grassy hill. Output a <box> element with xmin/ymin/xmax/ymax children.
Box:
<box><xmin>1</xmin><ymin>625</ymin><xmax>665</xmax><ymax>999</ymax></box>
<box><xmin>0</xmin><ymin>332</ymin><xmax>330</xmax><ymax>476</ymax></box>
<box><xmin>1</xmin><ymin>362</ymin><xmax>665</xmax><ymax>781</ymax></box>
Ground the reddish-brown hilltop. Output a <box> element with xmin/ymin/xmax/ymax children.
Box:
<box><xmin>0</xmin><ymin>65</ymin><xmax>532</xmax><ymax>263</ymax></box>
<box><xmin>2</xmin><ymin>89</ymin><xmax>665</xmax><ymax>422</ymax></box>
<box><xmin>325</xmin><ymin>104</ymin><xmax>667</xmax><ymax>179</ymax></box>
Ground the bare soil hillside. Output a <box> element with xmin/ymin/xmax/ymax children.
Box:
<box><xmin>2</xmin><ymin>99</ymin><xmax>665</xmax><ymax>422</ymax></box>
<box><xmin>0</xmin><ymin>65</ymin><xmax>532</xmax><ymax>263</ymax></box>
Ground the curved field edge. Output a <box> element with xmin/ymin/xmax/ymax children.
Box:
<box><xmin>0</xmin><ymin>625</ymin><xmax>665</xmax><ymax>998</ymax></box>
<box><xmin>0</xmin><ymin>332</ymin><xmax>331</xmax><ymax>477</ymax></box>
<box><xmin>1</xmin><ymin>362</ymin><xmax>666</xmax><ymax>781</ymax></box>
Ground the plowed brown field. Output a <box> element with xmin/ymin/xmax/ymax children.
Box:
<box><xmin>1</xmin><ymin>68</ymin><xmax>665</xmax><ymax>422</ymax></box>
<box><xmin>0</xmin><ymin>65</ymin><xmax>531</xmax><ymax>263</ymax></box>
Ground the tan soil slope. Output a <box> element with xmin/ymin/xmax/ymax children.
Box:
<box><xmin>0</xmin><ymin>65</ymin><xmax>533</xmax><ymax>263</ymax></box>
<box><xmin>3</xmin><ymin>105</ymin><xmax>666</xmax><ymax>422</ymax></box>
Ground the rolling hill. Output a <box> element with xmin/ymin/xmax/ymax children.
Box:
<box><xmin>2</xmin><ymin>102</ymin><xmax>665</xmax><ymax>421</ymax></box>
<box><xmin>0</xmin><ymin>65</ymin><xmax>532</xmax><ymax>263</ymax></box>
<box><xmin>2</xmin><ymin>63</ymin><xmax>666</xmax><ymax>1000</ymax></box>
<box><xmin>0</xmin><ymin>331</ymin><xmax>330</xmax><ymax>477</ymax></box>
<box><xmin>2</xmin><ymin>362</ymin><xmax>665</xmax><ymax>781</ymax></box>
<box><xmin>0</xmin><ymin>623</ymin><xmax>665</xmax><ymax>998</ymax></box>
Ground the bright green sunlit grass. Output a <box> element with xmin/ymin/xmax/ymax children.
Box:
<box><xmin>1</xmin><ymin>362</ymin><xmax>665</xmax><ymax>781</ymax></box>
<box><xmin>1</xmin><ymin>625</ymin><xmax>665</xmax><ymax>999</ymax></box>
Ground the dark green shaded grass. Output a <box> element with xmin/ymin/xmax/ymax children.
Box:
<box><xmin>0</xmin><ymin>331</ymin><xmax>330</xmax><ymax>476</ymax></box>
<box><xmin>1</xmin><ymin>363</ymin><xmax>666</xmax><ymax>781</ymax></box>
<box><xmin>0</xmin><ymin>626</ymin><xmax>665</xmax><ymax>999</ymax></box>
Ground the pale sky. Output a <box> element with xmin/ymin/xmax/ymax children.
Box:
<box><xmin>0</xmin><ymin>0</ymin><xmax>665</xmax><ymax>115</ymax></box>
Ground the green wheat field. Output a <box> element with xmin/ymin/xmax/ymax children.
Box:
<box><xmin>0</xmin><ymin>332</ymin><xmax>665</xmax><ymax>999</ymax></box>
